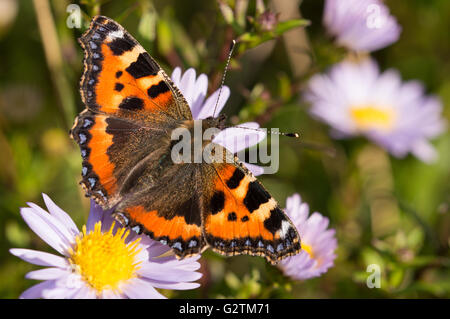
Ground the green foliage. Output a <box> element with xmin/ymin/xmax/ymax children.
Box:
<box><xmin>0</xmin><ymin>0</ymin><xmax>448</xmax><ymax>299</ymax></box>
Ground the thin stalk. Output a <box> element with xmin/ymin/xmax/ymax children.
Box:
<box><xmin>32</xmin><ymin>0</ymin><xmax>76</xmax><ymax>130</ymax></box>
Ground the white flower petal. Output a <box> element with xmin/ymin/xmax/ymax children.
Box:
<box><xmin>26</xmin><ymin>202</ymin><xmax>75</xmax><ymax>246</ymax></box>
<box><xmin>213</xmin><ymin>122</ymin><xmax>266</xmax><ymax>153</ymax></box>
<box><xmin>68</xmin><ymin>285</ymin><xmax>97</xmax><ymax>299</ymax></box>
<box><xmin>139</xmin><ymin>263</ymin><xmax>202</xmax><ymax>282</ymax></box>
<box><xmin>123</xmin><ymin>278</ymin><xmax>166</xmax><ymax>299</ymax></box>
<box><xmin>190</xmin><ymin>74</ymin><xmax>208</xmax><ymax>118</ymax></box>
<box><xmin>42</xmin><ymin>287</ymin><xmax>80</xmax><ymax>299</ymax></box>
<box><xmin>411</xmin><ymin>139</ymin><xmax>438</xmax><ymax>163</ymax></box>
<box><xmin>286</xmin><ymin>194</ymin><xmax>302</xmax><ymax>218</ymax></box>
<box><xmin>42</xmin><ymin>193</ymin><xmax>79</xmax><ymax>236</ymax></box>
<box><xmin>9</xmin><ymin>248</ymin><xmax>67</xmax><ymax>268</ymax></box>
<box><xmin>146</xmin><ymin>279</ymin><xmax>201</xmax><ymax>290</ymax></box>
<box><xmin>196</xmin><ymin>86</ymin><xmax>230</xmax><ymax>119</ymax></box>
<box><xmin>101</xmin><ymin>289</ymin><xmax>124</xmax><ymax>299</ymax></box>
<box><xmin>171</xmin><ymin>67</ymin><xmax>182</xmax><ymax>85</ymax></box>
<box><xmin>25</xmin><ymin>267</ymin><xmax>69</xmax><ymax>281</ymax></box>
<box><xmin>179</xmin><ymin>68</ymin><xmax>197</xmax><ymax>106</ymax></box>
<box><xmin>86</xmin><ymin>200</ymin><xmax>104</xmax><ymax>231</ymax></box>
<box><xmin>152</xmin><ymin>255</ymin><xmax>201</xmax><ymax>270</ymax></box>
<box><xmin>20</xmin><ymin>208</ymin><xmax>71</xmax><ymax>256</ymax></box>
<box><xmin>20</xmin><ymin>280</ymin><xmax>57</xmax><ymax>299</ymax></box>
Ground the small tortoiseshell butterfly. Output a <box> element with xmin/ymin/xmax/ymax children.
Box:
<box><xmin>70</xmin><ymin>16</ymin><xmax>301</xmax><ymax>264</ymax></box>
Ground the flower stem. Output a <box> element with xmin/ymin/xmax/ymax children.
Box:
<box><xmin>32</xmin><ymin>0</ymin><xmax>76</xmax><ymax>130</ymax></box>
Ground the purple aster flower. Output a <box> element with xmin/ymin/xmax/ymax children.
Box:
<box><xmin>171</xmin><ymin>67</ymin><xmax>266</xmax><ymax>176</ymax></box>
<box><xmin>10</xmin><ymin>195</ymin><xmax>202</xmax><ymax>299</ymax></box>
<box><xmin>304</xmin><ymin>58</ymin><xmax>447</xmax><ymax>163</ymax></box>
<box><xmin>278</xmin><ymin>194</ymin><xmax>337</xmax><ymax>280</ymax></box>
<box><xmin>323</xmin><ymin>0</ymin><xmax>401</xmax><ymax>52</ymax></box>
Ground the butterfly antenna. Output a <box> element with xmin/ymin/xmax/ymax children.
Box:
<box><xmin>230</xmin><ymin>125</ymin><xmax>336</xmax><ymax>157</ymax></box>
<box><xmin>232</xmin><ymin>125</ymin><xmax>300</xmax><ymax>138</ymax></box>
<box><xmin>213</xmin><ymin>39</ymin><xmax>236</xmax><ymax>118</ymax></box>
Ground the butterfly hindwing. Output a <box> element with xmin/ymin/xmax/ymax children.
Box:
<box><xmin>201</xmin><ymin>150</ymin><xmax>301</xmax><ymax>264</ymax></box>
<box><xmin>111</xmin><ymin>164</ymin><xmax>207</xmax><ymax>259</ymax></box>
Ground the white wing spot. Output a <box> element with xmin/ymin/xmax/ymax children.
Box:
<box><xmin>188</xmin><ymin>240</ymin><xmax>197</xmax><ymax>248</ymax></box>
<box><xmin>279</xmin><ymin>220</ymin><xmax>292</xmax><ymax>239</ymax></box>
<box><xmin>108</xmin><ymin>30</ymin><xmax>124</xmax><ymax>40</ymax></box>
<box><xmin>132</xmin><ymin>225</ymin><xmax>141</xmax><ymax>234</ymax></box>
<box><xmin>172</xmin><ymin>242</ymin><xmax>183</xmax><ymax>251</ymax></box>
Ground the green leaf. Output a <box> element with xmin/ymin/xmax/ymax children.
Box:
<box><xmin>156</xmin><ymin>17</ymin><xmax>173</xmax><ymax>55</ymax></box>
<box><xmin>218</xmin><ymin>1</ymin><xmax>234</xmax><ymax>24</ymax></box>
<box><xmin>389</xmin><ymin>267</ymin><xmax>404</xmax><ymax>288</ymax></box>
<box><xmin>138</xmin><ymin>10</ymin><xmax>157</xmax><ymax>42</ymax></box>
<box><xmin>171</xmin><ymin>21</ymin><xmax>199</xmax><ymax>67</ymax></box>
<box><xmin>237</xmin><ymin>18</ymin><xmax>310</xmax><ymax>52</ymax></box>
<box><xmin>224</xmin><ymin>272</ymin><xmax>241</xmax><ymax>290</ymax></box>
<box><xmin>235</xmin><ymin>0</ymin><xmax>249</xmax><ymax>29</ymax></box>
<box><xmin>274</xmin><ymin>19</ymin><xmax>310</xmax><ymax>35</ymax></box>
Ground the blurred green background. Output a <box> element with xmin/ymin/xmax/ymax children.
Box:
<box><xmin>0</xmin><ymin>0</ymin><xmax>449</xmax><ymax>298</ymax></box>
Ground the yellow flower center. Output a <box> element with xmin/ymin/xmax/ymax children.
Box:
<box><xmin>68</xmin><ymin>222</ymin><xmax>142</xmax><ymax>294</ymax></box>
<box><xmin>350</xmin><ymin>105</ymin><xmax>395</xmax><ymax>132</ymax></box>
<box><xmin>302</xmin><ymin>243</ymin><xmax>315</xmax><ymax>259</ymax></box>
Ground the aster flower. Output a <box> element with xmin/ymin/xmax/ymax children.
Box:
<box><xmin>278</xmin><ymin>194</ymin><xmax>337</xmax><ymax>280</ymax></box>
<box><xmin>171</xmin><ymin>67</ymin><xmax>266</xmax><ymax>176</ymax></box>
<box><xmin>304</xmin><ymin>58</ymin><xmax>446</xmax><ymax>162</ymax></box>
<box><xmin>10</xmin><ymin>194</ymin><xmax>202</xmax><ymax>299</ymax></box>
<box><xmin>323</xmin><ymin>0</ymin><xmax>401</xmax><ymax>52</ymax></box>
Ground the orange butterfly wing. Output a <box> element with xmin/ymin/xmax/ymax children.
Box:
<box><xmin>71</xmin><ymin>16</ymin><xmax>192</xmax><ymax>207</ymax></box>
<box><xmin>78</xmin><ymin>15</ymin><xmax>190</xmax><ymax>120</ymax></box>
<box><xmin>202</xmin><ymin>159</ymin><xmax>301</xmax><ymax>264</ymax></box>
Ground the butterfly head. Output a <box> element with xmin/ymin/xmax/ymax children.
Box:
<box><xmin>204</xmin><ymin>113</ymin><xmax>227</xmax><ymax>131</ymax></box>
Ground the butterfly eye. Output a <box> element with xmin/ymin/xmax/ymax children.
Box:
<box><xmin>218</xmin><ymin>114</ymin><xmax>227</xmax><ymax>128</ymax></box>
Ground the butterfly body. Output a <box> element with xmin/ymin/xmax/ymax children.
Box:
<box><xmin>71</xmin><ymin>16</ymin><xmax>301</xmax><ymax>264</ymax></box>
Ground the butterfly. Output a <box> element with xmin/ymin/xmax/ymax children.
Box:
<box><xmin>70</xmin><ymin>15</ymin><xmax>301</xmax><ymax>264</ymax></box>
